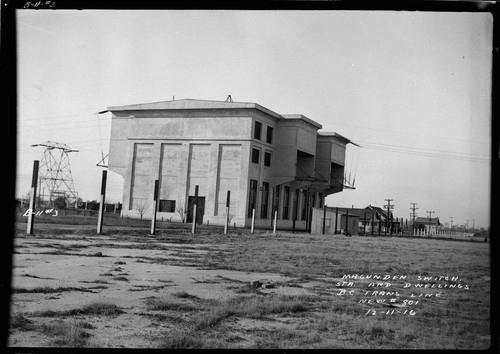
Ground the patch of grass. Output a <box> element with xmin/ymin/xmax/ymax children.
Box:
<box><xmin>39</xmin><ymin>320</ymin><xmax>93</xmax><ymax>347</ymax></box>
<box><xmin>112</xmin><ymin>276</ymin><xmax>129</xmax><ymax>282</ymax></box>
<box><xmin>10</xmin><ymin>313</ymin><xmax>35</xmax><ymax>331</ymax></box>
<box><xmin>172</xmin><ymin>291</ymin><xmax>199</xmax><ymax>299</ymax></box>
<box><xmin>160</xmin><ymin>329</ymin><xmax>229</xmax><ymax>349</ymax></box>
<box><xmin>80</xmin><ymin>280</ymin><xmax>110</xmax><ymax>285</ymax></box>
<box><xmin>13</xmin><ymin>286</ymin><xmax>98</xmax><ymax>294</ymax></box>
<box><xmin>36</xmin><ymin>302</ymin><xmax>123</xmax><ymax>317</ymax></box>
<box><xmin>254</xmin><ymin>328</ymin><xmax>322</xmax><ymax>349</ymax></box>
<box><xmin>77</xmin><ymin>302</ymin><xmax>123</xmax><ymax>316</ymax></box>
<box><xmin>21</xmin><ymin>274</ymin><xmax>56</xmax><ymax>280</ymax></box>
<box><xmin>129</xmin><ymin>284</ymin><xmax>174</xmax><ymax>292</ymax></box>
<box><xmin>192</xmin><ymin>294</ymin><xmax>310</xmax><ymax>331</ymax></box>
<box><xmin>144</xmin><ymin>298</ymin><xmax>198</xmax><ymax>312</ymax></box>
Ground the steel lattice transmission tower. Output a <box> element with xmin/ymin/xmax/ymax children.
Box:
<box><xmin>31</xmin><ymin>141</ymin><xmax>79</xmax><ymax>208</ymax></box>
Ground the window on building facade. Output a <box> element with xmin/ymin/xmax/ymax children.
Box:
<box><xmin>248</xmin><ymin>179</ymin><xmax>258</xmax><ymax>218</ymax></box>
<box><xmin>318</xmin><ymin>192</ymin><xmax>323</xmax><ymax>208</ymax></box>
<box><xmin>251</xmin><ymin>148</ymin><xmax>260</xmax><ymax>164</ymax></box>
<box><xmin>266</xmin><ymin>126</ymin><xmax>273</xmax><ymax>144</ymax></box>
<box><xmin>254</xmin><ymin>121</ymin><xmax>262</xmax><ymax>140</ymax></box>
<box><xmin>261</xmin><ymin>182</ymin><xmax>270</xmax><ymax>219</ymax></box>
<box><xmin>283</xmin><ymin>186</ymin><xmax>290</xmax><ymax>219</ymax></box>
<box><xmin>159</xmin><ymin>200</ymin><xmax>176</xmax><ymax>213</ymax></box>
<box><xmin>264</xmin><ymin>151</ymin><xmax>271</xmax><ymax>167</ymax></box>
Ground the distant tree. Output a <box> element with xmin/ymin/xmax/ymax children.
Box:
<box><xmin>176</xmin><ymin>203</ymin><xmax>187</xmax><ymax>223</ymax></box>
<box><xmin>86</xmin><ymin>200</ymin><xmax>100</xmax><ymax>211</ymax></box>
<box><xmin>136</xmin><ymin>200</ymin><xmax>149</xmax><ymax>220</ymax></box>
<box><xmin>53</xmin><ymin>196</ymin><xmax>66</xmax><ymax>209</ymax></box>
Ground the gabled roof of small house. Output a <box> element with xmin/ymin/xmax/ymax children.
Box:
<box><xmin>365</xmin><ymin>205</ymin><xmax>393</xmax><ymax>220</ymax></box>
<box><xmin>415</xmin><ymin>217</ymin><xmax>441</xmax><ymax>226</ymax></box>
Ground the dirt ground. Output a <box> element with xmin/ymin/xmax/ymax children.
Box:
<box><xmin>9</xmin><ymin>233</ymin><xmax>322</xmax><ymax>348</ymax></box>
<box><xmin>8</xmin><ymin>223</ymin><xmax>490</xmax><ymax>349</ymax></box>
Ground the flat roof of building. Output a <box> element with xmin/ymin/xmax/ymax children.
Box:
<box><xmin>281</xmin><ymin>114</ymin><xmax>322</xmax><ymax>129</ymax></box>
<box><xmin>106</xmin><ymin>99</ymin><xmax>324</xmax><ymax>129</ymax></box>
<box><xmin>107</xmin><ymin>98</ymin><xmax>283</xmax><ymax>119</ymax></box>
<box><xmin>318</xmin><ymin>132</ymin><xmax>357</xmax><ymax>146</ymax></box>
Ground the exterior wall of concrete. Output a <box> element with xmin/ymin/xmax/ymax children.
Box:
<box><xmin>108</xmin><ymin>101</ymin><xmax>351</xmax><ymax>230</ymax></box>
<box><xmin>108</xmin><ymin>109</ymin><xmax>257</xmax><ymax>226</ymax></box>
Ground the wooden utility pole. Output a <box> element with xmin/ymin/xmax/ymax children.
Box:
<box><xmin>384</xmin><ymin>199</ymin><xmax>394</xmax><ymax>236</ymax></box>
<box><xmin>410</xmin><ymin>202</ymin><xmax>418</xmax><ymax>234</ymax></box>
<box><xmin>27</xmin><ymin>160</ymin><xmax>39</xmax><ymax>235</ymax></box>
<box><xmin>426</xmin><ymin>210</ymin><xmax>435</xmax><ymax>236</ymax></box>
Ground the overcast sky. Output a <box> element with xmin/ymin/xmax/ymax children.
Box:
<box><xmin>16</xmin><ymin>10</ymin><xmax>492</xmax><ymax>229</ymax></box>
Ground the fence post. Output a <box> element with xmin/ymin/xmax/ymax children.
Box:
<box><xmin>224</xmin><ymin>190</ymin><xmax>230</xmax><ymax>235</ymax></box>
<box><xmin>322</xmin><ymin>204</ymin><xmax>327</xmax><ymax>235</ymax></box>
<box><xmin>27</xmin><ymin>160</ymin><xmax>39</xmax><ymax>235</ymax></box>
<box><xmin>273</xmin><ymin>210</ymin><xmax>277</xmax><ymax>234</ymax></box>
<box><xmin>97</xmin><ymin>170</ymin><xmax>107</xmax><ymax>234</ymax></box>
<box><xmin>334</xmin><ymin>207</ymin><xmax>338</xmax><ymax>234</ymax></box>
<box><xmin>150</xmin><ymin>180</ymin><xmax>159</xmax><ymax>235</ymax></box>
<box><xmin>191</xmin><ymin>185</ymin><xmax>198</xmax><ymax>234</ymax></box>
<box><xmin>250</xmin><ymin>208</ymin><xmax>255</xmax><ymax>234</ymax></box>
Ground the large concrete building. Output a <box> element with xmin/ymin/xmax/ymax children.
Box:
<box><xmin>107</xmin><ymin>99</ymin><xmax>355</xmax><ymax>230</ymax></box>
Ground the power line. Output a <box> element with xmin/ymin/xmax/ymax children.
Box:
<box><xmin>20</xmin><ymin>117</ymin><xmax>110</xmax><ymax>128</ymax></box>
<box><xmin>328</xmin><ymin>121</ymin><xmax>490</xmax><ymax>145</ymax></box>
<box><xmin>359</xmin><ymin>144</ymin><xmax>490</xmax><ymax>163</ymax></box>
<box><xmin>19</xmin><ymin>111</ymin><xmax>102</xmax><ymax>122</ymax></box>
<box><xmin>357</xmin><ymin>140</ymin><xmax>489</xmax><ymax>158</ymax></box>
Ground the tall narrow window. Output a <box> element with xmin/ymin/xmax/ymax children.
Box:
<box><xmin>264</xmin><ymin>152</ymin><xmax>271</xmax><ymax>167</ymax></box>
<box><xmin>248</xmin><ymin>179</ymin><xmax>258</xmax><ymax>218</ymax></box>
<box><xmin>283</xmin><ymin>186</ymin><xmax>290</xmax><ymax>220</ymax></box>
<box><xmin>251</xmin><ymin>148</ymin><xmax>260</xmax><ymax>164</ymax></box>
<box><xmin>261</xmin><ymin>182</ymin><xmax>270</xmax><ymax>219</ymax></box>
<box><xmin>254</xmin><ymin>121</ymin><xmax>262</xmax><ymax>140</ymax></box>
<box><xmin>266</xmin><ymin>126</ymin><xmax>273</xmax><ymax>144</ymax></box>
<box><xmin>318</xmin><ymin>192</ymin><xmax>323</xmax><ymax>208</ymax></box>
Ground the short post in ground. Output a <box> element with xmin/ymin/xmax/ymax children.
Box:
<box><xmin>150</xmin><ymin>179</ymin><xmax>159</xmax><ymax>235</ymax></box>
<box><xmin>191</xmin><ymin>185</ymin><xmax>199</xmax><ymax>234</ymax></box>
<box><xmin>27</xmin><ymin>160</ymin><xmax>39</xmax><ymax>235</ymax></box>
<box><xmin>322</xmin><ymin>204</ymin><xmax>327</xmax><ymax>235</ymax></box>
<box><xmin>250</xmin><ymin>208</ymin><xmax>255</xmax><ymax>234</ymax></box>
<box><xmin>97</xmin><ymin>170</ymin><xmax>107</xmax><ymax>235</ymax></box>
<box><xmin>224</xmin><ymin>190</ymin><xmax>230</xmax><ymax>235</ymax></box>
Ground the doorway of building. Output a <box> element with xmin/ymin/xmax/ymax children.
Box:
<box><xmin>186</xmin><ymin>196</ymin><xmax>205</xmax><ymax>224</ymax></box>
